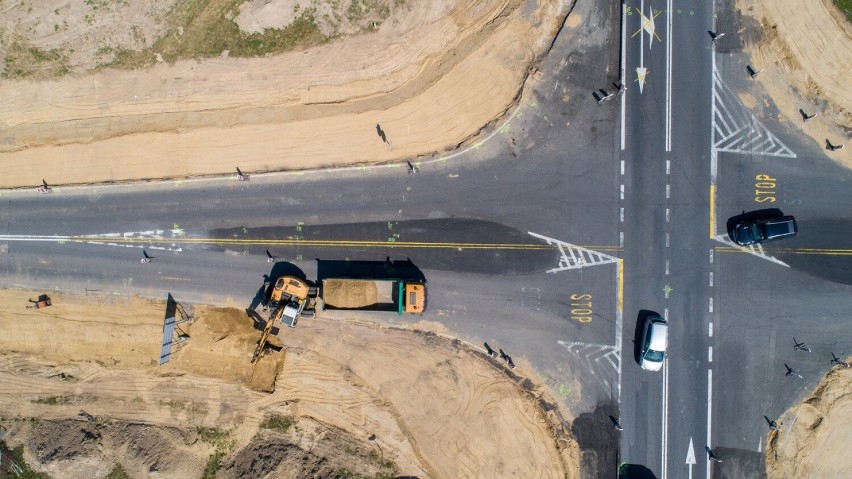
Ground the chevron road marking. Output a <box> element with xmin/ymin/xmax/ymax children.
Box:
<box><xmin>528</xmin><ymin>232</ymin><xmax>620</xmax><ymax>273</ymax></box>
<box><xmin>712</xmin><ymin>234</ymin><xmax>789</xmax><ymax>267</ymax></box>
<box><xmin>558</xmin><ymin>340</ymin><xmax>621</xmax><ymax>393</ymax></box>
<box><xmin>712</xmin><ymin>71</ymin><xmax>795</xmax><ymax>158</ymax></box>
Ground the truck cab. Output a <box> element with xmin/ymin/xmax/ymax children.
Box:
<box><xmin>402</xmin><ymin>282</ymin><xmax>426</xmax><ymax>313</ymax></box>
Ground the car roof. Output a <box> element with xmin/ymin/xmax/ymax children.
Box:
<box><xmin>648</xmin><ymin>320</ymin><xmax>668</xmax><ymax>351</ymax></box>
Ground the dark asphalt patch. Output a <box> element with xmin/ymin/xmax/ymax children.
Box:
<box><xmin>768</xmin><ymin>218</ymin><xmax>852</xmax><ymax>285</ymax></box>
<box><xmin>207</xmin><ymin>218</ymin><xmax>561</xmax><ymax>275</ymax></box>
<box><xmin>708</xmin><ymin>447</ymin><xmax>766</xmax><ymax>479</ymax></box>
<box><xmin>570</xmin><ymin>401</ymin><xmax>620</xmax><ymax>479</ymax></box>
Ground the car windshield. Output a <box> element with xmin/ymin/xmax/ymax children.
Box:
<box><xmin>645</xmin><ymin>349</ymin><xmax>665</xmax><ymax>362</ymax></box>
<box><xmin>750</xmin><ymin>224</ymin><xmax>765</xmax><ymax>241</ymax></box>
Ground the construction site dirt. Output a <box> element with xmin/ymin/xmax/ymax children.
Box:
<box><xmin>0</xmin><ymin>289</ymin><xmax>579</xmax><ymax>478</ymax></box>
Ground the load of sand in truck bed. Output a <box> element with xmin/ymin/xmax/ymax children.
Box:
<box><xmin>321</xmin><ymin>279</ymin><xmax>379</xmax><ymax>309</ymax></box>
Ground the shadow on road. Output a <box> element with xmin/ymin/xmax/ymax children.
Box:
<box><xmin>570</xmin><ymin>402</ymin><xmax>619</xmax><ymax>479</ymax></box>
<box><xmin>316</xmin><ymin>257</ymin><xmax>425</xmax><ymax>283</ymax></box>
<box><xmin>772</xmin><ymin>218</ymin><xmax>852</xmax><ymax>286</ymax></box>
<box><xmin>618</xmin><ymin>463</ymin><xmax>657</xmax><ymax>479</ymax></box>
<box><xmin>709</xmin><ymin>446</ymin><xmax>766</xmax><ymax>479</ymax></box>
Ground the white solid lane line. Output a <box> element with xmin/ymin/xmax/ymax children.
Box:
<box><xmin>663</xmin><ymin>358</ymin><xmax>670</xmax><ymax>479</ymax></box>
<box><xmin>707</xmin><ymin>369</ymin><xmax>713</xmax><ymax>479</ymax></box>
<box><xmin>665</xmin><ymin>0</ymin><xmax>673</xmax><ymax>151</ymax></box>
<box><xmin>621</xmin><ymin>1</ymin><xmax>627</xmax><ymax>151</ymax></box>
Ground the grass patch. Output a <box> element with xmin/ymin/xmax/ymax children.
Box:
<box><xmin>196</xmin><ymin>427</ymin><xmax>234</xmax><ymax>478</ymax></box>
<box><xmin>195</xmin><ymin>427</ymin><xmax>231</xmax><ymax>448</ymax></box>
<box><xmin>200</xmin><ymin>450</ymin><xmax>225</xmax><ymax>479</ymax></box>
<box><xmin>1</xmin><ymin>441</ymin><xmax>52</xmax><ymax>479</ymax></box>
<box><xmin>335</xmin><ymin>470</ymin><xmax>369</xmax><ymax>479</ymax></box>
<box><xmin>196</xmin><ymin>427</ymin><xmax>234</xmax><ymax>450</ymax></box>
<box><xmin>104</xmin><ymin>463</ymin><xmax>130</xmax><ymax>479</ymax></box>
<box><xmin>101</xmin><ymin>0</ymin><xmax>330</xmax><ymax>71</ymax></box>
<box><xmin>2</xmin><ymin>37</ymin><xmax>70</xmax><ymax>80</ymax></box>
<box><xmin>835</xmin><ymin>0</ymin><xmax>852</xmax><ymax>24</ymax></box>
<box><xmin>258</xmin><ymin>414</ymin><xmax>295</xmax><ymax>433</ymax></box>
<box><xmin>30</xmin><ymin>396</ymin><xmax>71</xmax><ymax>405</ymax></box>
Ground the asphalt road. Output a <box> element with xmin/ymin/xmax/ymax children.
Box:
<box><xmin>0</xmin><ymin>1</ymin><xmax>850</xmax><ymax>479</ymax></box>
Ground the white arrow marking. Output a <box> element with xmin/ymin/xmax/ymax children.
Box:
<box><xmin>636</xmin><ymin>67</ymin><xmax>648</xmax><ymax>94</ymax></box>
<box><xmin>686</xmin><ymin>437</ymin><xmax>696</xmax><ymax>479</ymax></box>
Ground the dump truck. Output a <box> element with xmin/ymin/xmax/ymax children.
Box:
<box><xmin>252</xmin><ymin>276</ymin><xmax>314</xmax><ymax>362</ymax></box>
<box><xmin>320</xmin><ymin>278</ymin><xmax>425</xmax><ymax>314</ymax></box>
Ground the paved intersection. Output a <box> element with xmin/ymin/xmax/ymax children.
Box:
<box><xmin>0</xmin><ymin>1</ymin><xmax>850</xmax><ymax>479</ymax></box>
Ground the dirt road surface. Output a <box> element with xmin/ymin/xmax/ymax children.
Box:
<box><xmin>740</xmin><ymin>0</ymin><xmax>851</xmax><ymax>167</ymax></box>
<box><xmin>0</xmin><ymin>289</ymin><xmax>578</xmax><ymax>478</ymax></box>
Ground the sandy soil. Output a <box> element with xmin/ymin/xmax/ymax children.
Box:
<box><xmin>740</xmin><ymin>0</ymin><xmax>851</xmax><ymax>166</ymax></box>
<box><xmin>0</xmin><ymin>289</ymin><xmax>579</xmax><ymax>478</ymax></box>
<box><xmin>0</xmin><ymin>0</ymin><xmax>567</xmax><ymax>189</ymax></box>
<box><xmin>765</xmin><ymin>358</ymin><xmax>852</xmax><ymax>478</ymax></box>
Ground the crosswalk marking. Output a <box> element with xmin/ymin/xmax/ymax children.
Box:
<box><xmin>528</xmin><ymin>232</ymin><xmax>620</xmax><ymax>273</ymax></box>
<box><xmin>712</xmin><ymin>71</ymin><xmax>795</xmax><ymax>158</ymax></box>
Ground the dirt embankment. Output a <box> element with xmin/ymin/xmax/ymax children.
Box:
<box><xmin>0</xmin><ymin>289</ymin><xmax>579</xmax><ymax>478</ymax></box>
<box><xmin>0</xmin><ymin>0</ymin><xmax>567</xmax><ymax>189</ymax></box>
<box><xmin>740</xmin><ymin>0</ymin><xmax>851</xmax><ymax>166</ymax></box>
<box><xmin>765</xmin><ymin>359</ymin><xmax>852</xmax><ymax>478</ymax></box>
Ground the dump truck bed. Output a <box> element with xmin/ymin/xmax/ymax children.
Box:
<box><xmin>321</xmin><ymin>279</ymin><xmax>396</xmax><ymax>311</ymax></box>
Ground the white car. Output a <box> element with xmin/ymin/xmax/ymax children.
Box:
<box><xmin>639</xmin><ymin>315</ymin><xmax>668</xmax><ymax>371</ymax></box>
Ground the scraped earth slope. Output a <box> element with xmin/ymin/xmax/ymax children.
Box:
<box><xmin>766</xmin><ymin>359</ymin><xmax>852</xmax><ymax>478</ymax></box>
<box><xmin>0</xmin><ymin>0</ymin><xmax>567</xmax><ymax>188</ymax></box>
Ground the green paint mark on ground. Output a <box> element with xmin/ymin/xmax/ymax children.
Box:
<box><xmin>500</xmin><ymin>124</ymin><xmax>511</xmax><ymax>134</ymax></box>
<box><xmin>558</xmin><ymin>384</ymin><xmax>571</xmax><ymax>397</ymax></box>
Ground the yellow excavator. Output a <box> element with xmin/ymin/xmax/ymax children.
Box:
<box><xmin>251</xmin><ymin>276</ymin><xmax>312</xmax><ymax>363</ymax></box>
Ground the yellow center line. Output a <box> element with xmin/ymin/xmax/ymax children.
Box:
<box><xmin>71</xmin><ymin>236</ymin><xmax>624</xmax><ymax>252</ymax></box>
<box><xmin>709</xmin><ymin>184</ymin><xmax>716</xmax><ymax>239</ymax></box>
<box><xmin>715</xmin><ymin>247</ymin><xmax>852</xmax><ymax>256</ymax></box>
<box><xmin>617</xmin><ymin>259</ymin><xmax>624</xmax><ymax>314</ymax></box>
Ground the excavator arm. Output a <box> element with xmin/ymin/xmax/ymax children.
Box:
<box><xmin>251</xmin><ymin>305</ymin><xmax>283</xmax><ymax>363</ymax></box>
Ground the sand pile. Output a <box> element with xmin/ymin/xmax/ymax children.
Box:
<box><xmin>322</xmin><ymin>279</ymin><xmax>378</xmax><ymax>309</ymax></box>
<box><xmin>0</xmin><ymin>290</ymin><xmax>282</xmax><ymax>391</ymax></box>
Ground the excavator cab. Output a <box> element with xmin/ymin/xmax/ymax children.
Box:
<box><xmin>252</xmin><ymin>276</ymin><xmax>311</xmax><ymax>363</ymax></box>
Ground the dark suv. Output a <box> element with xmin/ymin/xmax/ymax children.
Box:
<box><xmin>729</xmin><ymin>215</ymin><xmax>798</xmax><ymax>246</ymax></box>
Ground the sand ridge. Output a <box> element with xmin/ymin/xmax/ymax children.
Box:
<box><xmin>0</xmin><ymin>0</ymin><xmax>567</xmax><ymax>188</ymax></box>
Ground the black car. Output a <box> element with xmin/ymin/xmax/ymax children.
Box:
<box><xmin>729</xmin><ymin>215</ymin><xmax>798</xmax><ymax>246</ymax></box>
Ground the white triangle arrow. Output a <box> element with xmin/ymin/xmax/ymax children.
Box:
<box><xmin>686</xmin><ymin>437</ymin><xmax>696</xmax><ymax>479</ymax></box>
<box><xmin>636</xmin><ymin>67</ymin><xmax>648</xmax><ymax>94</ymax></box>
<box><xmin>686</xmin><ymin>437</ymin><xmax>696</xmax><ymax>464</ymax></box>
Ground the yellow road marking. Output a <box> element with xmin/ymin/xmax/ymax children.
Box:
<box><xmin>709</xmin><ymin>184</ymin><xmax>716</xmax><ymax>239</ymax></box>
<box><xmin>72</xmin><ymin>236</ymin><xmax>623</xmax><ymax>252</ymax></box>
<box><xmin>715</xmin><ymin>247</ymin><xmax>852</xmax><ymax>256</ymax></box>
<box><xmin>617</xmin><ymin>259</ymin><xmax>624</xmax><ymax>313</ymax></box>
